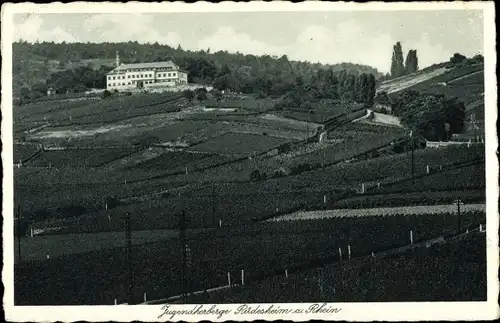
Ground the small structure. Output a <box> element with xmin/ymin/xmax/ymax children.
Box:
<box><xmin>47</xmin><ymin>87</ymin><xmax>56</xmax><ymax>96</ymax></box>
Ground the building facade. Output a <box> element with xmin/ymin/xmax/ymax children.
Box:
<box><xmin>106</xmin><ymin>60</ymin><xmax>188</xmax><ymax>92</ymax></box>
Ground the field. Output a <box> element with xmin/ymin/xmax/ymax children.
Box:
<box><xmin>14</xmin><ymin>211</ymin><xmax>485</xmax><ymax>305</ymax></box>
<box><xmin>29</xmin><ymin>148</ymin><xmax>137</xmax><ymax>167</ymax></box>
<box><xmin>190</xmin><ymin>132</ymin><xmax>293</xmax><ymax>156</ymax></box>
<box><xmin>186</xmin><ymin>232</ymin><xmax>486</xmax><ymax>303</ymax></box>
<box><xmin>332</xmin><ymin>190</ymin><xmax>486</xmax><ymax>209</ymax></box>
<box><xmin>13</xmin><ymin>89</ymin><xmax>488</xmax><ymax>306</ymax></box>
<box><xmin>13</xmin><ymin>144</ymin><xmax>41</xmax><ymax>164</ymax></box>
<box><xmin>278</xmin><ymin>101</ymin><xmax>365</xmax><ymax>124</ymax></box>
<box><xmin>392</xmin><ymin>64</ymin><xmax>484</xmax><ymax>106</ymax></box>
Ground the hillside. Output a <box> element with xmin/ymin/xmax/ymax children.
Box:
<box><xmin>377</xmin><ymin>60</ymin><xmax>484</xmax><ymax>119</ymax></box>
<box><xmin>12</xmin><ymin>41</ymin><xmax>382</xmax><ymax>102</ymax></box>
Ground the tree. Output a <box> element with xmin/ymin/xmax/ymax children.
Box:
<box><xmin>183</xmin><ymin>89</ymin><xmax>194</xmax><ymax>102</ymax></box>
<box><xmin>212</xmin><ymin>89</ymin><xmax>222</xmax><ymax>103</ymax></box>
<box><xmin>390</xmin><ymin>42</ymin><xmax>405</xmax><ymax>78</ymax></box>
<box><xmin>405</xmin><ymin>49</ymin><xmax>419</xmax><ymax>74</ymax></box>
<box><xmin>374</xmin><ymin>91</ymin><xmax>390</xmax><ymax>106</ymax></box>
<box><xmin>250</xmin><ymin>170</ymin><xmax>261</xmax><ymax>182</ymax></box>
<box><xmin>391</xmin><ymin>90</ymin><xmax>466</xmax><ymax>141</ymax></box>
<box><xmin>450</xmin><ymin>53</ymin><xmax>467</xmax><ymax>65</ymax></box>
<box><xmin>196</xmin><ymin>88</ymin><xmax>207</xmax><ymax>104</ymax></box>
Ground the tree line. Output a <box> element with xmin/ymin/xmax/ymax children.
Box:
<box><xmin>375</xmin><ymin>89</ymin><xmax>466</xmax><ymax>141</ymax></box>
<box><xmin>13</xmin><ymin>41</ymin><xmax>383</xmax><ymax>103</ymax></box>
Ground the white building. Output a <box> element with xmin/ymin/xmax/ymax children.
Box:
<box><xmin>106</xmin><ymin>57</ymin><xmax>188</xmax><ymax>92</ymax></box>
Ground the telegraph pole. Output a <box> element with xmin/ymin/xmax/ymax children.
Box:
<box><xmin>125</xmin><ymin>212</ymin><xmax>133</xmax><ymax>304</ymax></box>
<box><xmin>17</xmin><ymin>204</ymin><xmax>22</xmax><ymax>264</ymax></box>
<box><xmin>410</xmin><ymin>131</ymin><xmax>415</xmax><ymax>184</ymax></box>
<box><xmin>212</xmin><ymin>184</ymin><xmax>216</xmax><ymax>227</ymax></box>
<box><xmin>178</xmin><ymin>210</ymin><xmax>187</xmax><ymax>303</ymax></box>
<box><xmin>455</xmin><ymin>198</ymin><xmax>463</xmax><ymax>234</ymax></box>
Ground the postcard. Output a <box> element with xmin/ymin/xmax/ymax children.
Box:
<box><xmin>1</xmin><ymin>1</ymin><xmax>498</xmax><ymax>321</ymax></box>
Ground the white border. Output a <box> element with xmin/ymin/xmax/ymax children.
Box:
<box><xmin>1</xmin><ymin>1</ymin><xmax>498</xmax><ymax>322</ymax></box>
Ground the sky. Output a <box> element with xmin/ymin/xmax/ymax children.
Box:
<box><xmin>13</xmin><ymin>10</ymin><xmax>484</xmax><ymax>73</ymax></box>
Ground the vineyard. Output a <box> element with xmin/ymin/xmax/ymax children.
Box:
<box><xmin>381</xmin><ymin>162</ymin><xmax>485</xmax><ymax>193</ymax></box>
<box><xmin>190</xmin><ymin>132</ymin><xmax>294</xmax><ymax>156</ymax></box>
<box><xmin>28</xmin><ymin>148</ymin><xmax>137</xmax><ymax>167</ymax></box>
<box><xmin>332</xmin><ymin>190</ymin><xmax>485</xmax><ymax>209</ymax></box>
<box><xmin>127</xmin><ymin>151</ymin><xmax>234</xmax><ymax>174</ymax></box>
<box><xmin>186</xmin><ymin>232</ymin><xmax>486</xmax><ymax>303</ymax></box>
<box><xmin>18</xmin><ymin>92</ymin><xmax>184</xmax><ymax>126</ymax></box>
<box><xmin>13</xmin><ymin>144</ymin><xmax>41</xmax><ymax>164</ymax></box>
<box><xmin>14</xmin><ymin>211</ymin><xmax>485</xmax><ymax>305</ymax></box>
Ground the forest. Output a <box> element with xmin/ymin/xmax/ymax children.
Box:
<box><xmin>13</xmin><ymin>41</ymin><xmax>383</xmax><ymax>103</ymax></box>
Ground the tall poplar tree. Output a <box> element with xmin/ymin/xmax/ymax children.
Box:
<box><xmin>405</xmin><ymin>50</ymin><xmax>419</xmax><ymax>74</ymax></box>
<box><xmin>390</xmin><ymin>42</ymin><xmax>405</xmax><ymax>78</ymax></box>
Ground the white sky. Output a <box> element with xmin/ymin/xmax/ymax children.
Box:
<box><xmin>13</xmin><ymin>11</ymin><xmax>484</xmax><ymax>73</ymax></box>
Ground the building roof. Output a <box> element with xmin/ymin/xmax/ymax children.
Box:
<box><xmin>107</xmin><ymin>61</ymin><xmax>181</xmax><ymax>74</ymax></box>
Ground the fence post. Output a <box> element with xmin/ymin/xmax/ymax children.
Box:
<box><xmin>219</xmin><ymin>219</ymin><xmax>222</xmax><ymax>227</ymax></box>
<box><xmin>410</xmin><ymin>230</ymin><xmax>414</xmax><ymax>245</ymax></box>
<box><xmin>377</xmin><ymin>182</ymin><xmax>380</xmax><ymax>190</ymax></box>
<box><xmin>285</xmin><ymin>269</ymin><xmax>288</xmax><ymax>278</ymax></box>
<box><xmin>241</xmin><ymin>269</ymin><xmax>245</xmax><ymax>286</ymax></box>
<box><xmin>323</xmin><ymin>195</ymin><xmax>327</xmax><ymax>204</ymax></box>
<box><xmin>338</xmin><ymin>247</ymin><xmax>342</xmax><ymax>261</ymax></box>
<box><xmin>227</xmin><ymin>272</ymin><xmax>231</xmax><ymax>287</ymax></box>
<box><xmin>114</xmin><ymin>299</ymin><xmax>117</xmax><ymax>305</ymax></box>
<box><xmin>426</xmin><ymin>165</ymin><xmax>430</xmax><ymax>174</ymax></box>
<box><xmin>371</xmin><ymin>252</ymin><xmax>375</xmax><ymax>258</ymax></box>
<box><xmin>479</xmin><ymin>224</ymin><xmax>483</xmax><ymax>232</ymax></box>
<box><xmin>143</xmin><ymin>293</ymin><xmax>147</xmax><ymax>303</ymax></box>
<box><xmin>361</xmin><ymin>183</ymin><xmax>365</xmax><ymax>194</ymax></box>
<box><xmin>348</xmin><ymin>245</ymin><xmax>351</xmax><ymax>260</ymax></box>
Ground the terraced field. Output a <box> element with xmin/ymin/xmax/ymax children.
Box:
<box><xmin>29</xmin><ymin>148</ymin><xmax>137</xmax><ymax>167</ymax></box>
<box><xmin>15</xmin><ymin>211</ymin><xmax>485</xmax><ymax>305</ymax></box>
<box><xmin>190</xmin><ymin>132</ymin><xmax>294</xmax><ymax>157</ymax></box>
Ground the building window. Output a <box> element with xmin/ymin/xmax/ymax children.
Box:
<box><xmin>172</xmin><ymin>73</ymin><xmax>177</xmax><ymax>77</ymax></box>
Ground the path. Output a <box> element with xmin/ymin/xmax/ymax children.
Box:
<box><xmin>269</xmin><ymin>203</ymin><xmax>485</xmax><ymax>221</ymax></box>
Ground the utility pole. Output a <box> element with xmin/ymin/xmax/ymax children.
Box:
<box><xmin>125</xmin><ymin>212</ymin><xmax>133</xmax><ymax>304</ymax></box>
<box><xmin>212</xmin><ymin>183</ymin><xmax>216</xmax><ymax>228</ymax></box>
<box><xmin>411</xmin><ymin>135</ymin><xmax>415</xmax><ymax>184</ymax></box>
<box><xmin>17</xmin><ymin>205</ymin><xmax>22</xmax><ymax>264</ymax></box>
<box><xmin>454</xmin><ymin>198</ymin><xmax>463</xmax><ymax>234</ymax></box>
<box><xmin>177</xmin><ymin>210</ymin><xmax>188</xmax><ymax>303</ymax></box>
